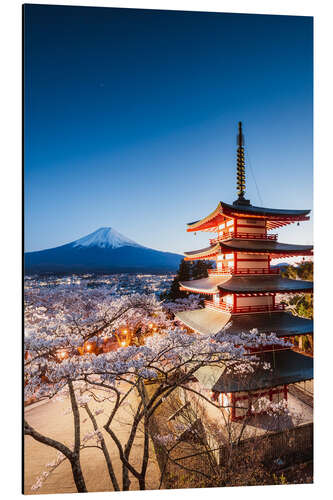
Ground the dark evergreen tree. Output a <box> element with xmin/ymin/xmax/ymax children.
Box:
<box><xmin>160</xmin><ymin>259</ymin><xmax>213</xmax><ymax>301</ymax></box>
<box><xmin>192</xmin><ymin>260</ymin><xmax>213</xmax><ymax>279</ymax></box>
<box><xmin>281</xmin><ymin>260</ymin><xmax>313</xmax><ymax>281</ymax></box>
<box><xmin>282</xmin><ymin>261</ymin><xmax>313</xmax><ymax>320</ymax></box>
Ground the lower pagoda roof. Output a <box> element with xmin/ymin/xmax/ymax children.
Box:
<box><xmin>180</xmin><ymin>275</ymin><xmax>229</xmax><ymax>294</ymax></box>
<box><xmin>194</xmin><ymin>350</ymin><xmax>313</xmax><ymax>393</ymax></box>
<box><xmin>180</xmin><ymin>275</ymin><xmax>313</xmax><ymax>295</ymax></box>
<box><xmin>184</xmin><ymin>239</ymin><xmax>313</xmax><ymax>260</ymax></box>
<box><xmin>175</xmin><ymin>308</ymin><xmax>313</xmax><ymax>337</ymax></box>
<box><xmin>219</xmin><ymin>239</ymin><xmax>313</xmax><ymax>255</ymax></box>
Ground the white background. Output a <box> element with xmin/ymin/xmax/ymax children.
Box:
<box><xmin>0</xmin><ymin>0</ymin><xmax>332</xmax><ymax>498</ymax></box>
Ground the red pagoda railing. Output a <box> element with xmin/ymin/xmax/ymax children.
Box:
<box><xmin>232</xmin><ymin>303</ymin><xmax>285</xmax><ymax>314</ymax></box>
<box><xmin>204</xmin><ymin>300</ymin><xmax>233</xmax><ymax>312</ymax></box>
<box><xmin>209</xmin><ymin>232</ymin><xmax>278</xmax><ymax>245</ymax></box>
<box><xmin>208</xmin><ymin>268</ymin><xmax>231</xmax><ymax>275</ymax></box>
<box><xmin>208</xmin><ymin>267</ymin><xmax>280</xmax><ymax>276</ymax></box>
<box><xmin>204</xmin><ymin>300</ymin><xmax>285</xmax><ymax>314</ymax></box>
<box><xmin>233</xmin><ymin>268</ymin><xmax>280</xmax><ymax>275</ymax></box>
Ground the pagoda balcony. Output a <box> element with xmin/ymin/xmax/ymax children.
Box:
<box><xmin>208</xmin><ymin>267</ymin><xmax>280</xmax><ymax>276</ymax></box>
<box><xmin>208</xmin><ymin>268</ymin><xmax>231</xmax><ymax>276</ymax></box>
<box><xmin>204</xmin><ymin>300</ymin><xmax>233</xmax><ymax>312</ymax></box>
<box><xmin>204</xmin><ymin>300</ymin><xmax>286</xmax><ymax>314</ymax></box>
<box><xmin>209</xmin><ymin>232</ymin><xmax>278</xmax><ymax>245</ymax></box>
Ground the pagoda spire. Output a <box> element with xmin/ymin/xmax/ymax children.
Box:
<box><xmin>234</xmin><ymin>121</ymin><xmax>250</xmax><ymax>206</ymax></box>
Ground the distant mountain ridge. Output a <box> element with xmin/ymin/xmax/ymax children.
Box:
<box><xmin>25</xmin><ymin>227</ymin><xmax>183</xmax><ymax>274</ymax></box>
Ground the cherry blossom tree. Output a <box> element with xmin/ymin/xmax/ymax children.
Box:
<box><xmin>152</xmin><ymin>370</ymin><xmax>301</xmax><ymax>489</ymax></box>
<box><xmin>24</xmin><ymin>286</ymin><xmax>289</xmax><ymax>493</ymax></box>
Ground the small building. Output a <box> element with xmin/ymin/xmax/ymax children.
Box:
<box><xmin>175</xmin><ymin>122</ymin><xmax>313</xmax><ymax>421</ymax></box>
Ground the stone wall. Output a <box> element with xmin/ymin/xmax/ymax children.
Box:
<box><xmin>218</xmin><ymin>422</ymin><xmax>313</xmax><ymax>465</ymax></box>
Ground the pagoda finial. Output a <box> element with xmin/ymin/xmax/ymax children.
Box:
<box><xmin>234</xmin><ymin>121</ymin><xmax>250</xmax><ymax>206</ymax></box>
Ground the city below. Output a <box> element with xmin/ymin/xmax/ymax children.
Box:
<box><xmin>24</xmin><ymin>273</ymin><xmax>175</xmax><ymax>298</ymax></box>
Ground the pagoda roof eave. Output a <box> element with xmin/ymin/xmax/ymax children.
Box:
<box><xmin>219</xmin><ymin>239</ymin><xmax>313</xmax><ymax>256</ymax></box>
<box><xmin>180</xmin><ymin>276</ymin><xmax>231</xmax><ymax>294</ymax></box>
<box><xmin>183</xmin><ymin>240</ymin><xmax>313</xmax><ymax>260</ymax></box>
<box><xmin>187</xmin><ymin>201</ymin><xmax>311</xmax><ymax>232</ymax></box>
<box><xmin>218</xmin><ymin>275</ymin><xmax>313</xmax><ymax>294</ymax></box>
<box><xmin>196</xmin><ymin>350</ymin><xmax>313</xmax><ymax>393</ymax></box>
<box><xmin>184</xmin><ymin>243</ymin><xmax>220</xmax><ymax>260</ymax></box>
<box><xmin>186</xmin><ymin>203</ymin><xmax>225</xmax><ymax>232</ymax></box>
<box><xmin>175</xmin><ymin>308</ymin><xmax>313</xmax><ymax>338</ymax></box>
<box><xmin>179</xmin><ymin>275</ymin><xmax>313</xmax><ymax>295</ymax></box>
<box><xmin>220</xmin><ymin>200</ymin><xmax>311</xmax><ymax>218</ymax></box>
<box><xmin>176</xmin><ymin>308</ymin><xmax>231</xmax><ymax>335</ymax></box>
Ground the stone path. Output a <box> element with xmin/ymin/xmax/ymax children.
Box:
<box><xmin>24</xmin><ymin>384</ymin><xmax>160</xmax><ymax>494</ymax></box>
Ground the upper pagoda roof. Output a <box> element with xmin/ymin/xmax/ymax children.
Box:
<box><xmin>175</xmin><ymin>308</ymin><xmax>313</xmax><ymax>337</ymax></box>
<box><xmin>194</xmin><ymin>349</ymin><xmax>313</xmax><ymax>393</ymax></box>
<box><xmin>184</xmin><ymin>239</ymin><xmax>313</xmax><ymax>260</ymax></box>
<box><xmin>180</xmin><ymin>275</ymin><xmax>313</xmax><ymax>295</ymax></box>
<box><xmin>187</xmin><ymin>201</ymin><xmax>311</xmax><ymax>232</ymax></box>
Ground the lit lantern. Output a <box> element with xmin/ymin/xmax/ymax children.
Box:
<box><xmin>57</xmin><ymin>349</ymin><xmax>67</xmax><ymax>361</ymax></box>
<box><xmin>115</xmin><ymin>326</ymin><xmax>132</xmax><ymax>347</ymax></box>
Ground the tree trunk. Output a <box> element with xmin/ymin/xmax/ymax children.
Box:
<box><xmin>70</xmin><ymin>457</ymin><xmax>87</xmax><ymax>493</ymax></box>
<box><xmin>122</xmin><ymin>463</ymin><xmax>131</xmax><ymax>491</ymax></box>
<box><xmin>84</xmin><ymin>404</ymin><xmax>120</xmax><ymax>491</ymax></box>
<box><xmin>24</xmin><ymin>419</ymin><xmax>87</xmax><ymax>493</ymax></box>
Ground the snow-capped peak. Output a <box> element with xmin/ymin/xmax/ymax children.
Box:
<box><xmin>72</xmin><ymin>227</ymin><xmax>143</xmax><ymax>249</ymax></box>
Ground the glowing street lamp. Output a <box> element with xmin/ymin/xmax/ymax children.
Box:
<box><xmin>115</xmin><ymin>327</ymin><xmax>132</xmax><ymax>347</ymax></box>
<box><xmin>148</xmin><ymin>322</ymin><xmax>158</xmax><ymax>333</ymax></box>
<box><xmin>56</xmin><ymin>349</ymin><xmax>68</xmax><ymax>361</ymax></box>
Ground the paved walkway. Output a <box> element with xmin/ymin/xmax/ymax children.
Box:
<box><xmin>288</xmin><ymin>385</ymin><xmax>313</xmax><ymax>408</ymax></box>
<box><xmin>24</xmin><ymin>383</ymin><xmax>160</xmax><ymax>494</ymax></box>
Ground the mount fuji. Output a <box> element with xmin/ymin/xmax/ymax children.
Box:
<box><xmin>25</xmin><ymin>227</ymin><xmax>183</xmax><ymax>274</ymax></box>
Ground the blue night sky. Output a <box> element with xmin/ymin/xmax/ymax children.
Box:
<box><xmin>24</xmin><ymin>5</ymin><xmax>313</xmax><ymax>254</ymax></box>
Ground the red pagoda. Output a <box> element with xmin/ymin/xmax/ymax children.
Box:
<box><xmin>176</xmin><ymin>122</ymin><xmax>313</xmax><ymax>421</ymax></box>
